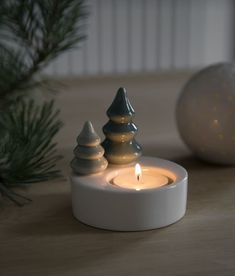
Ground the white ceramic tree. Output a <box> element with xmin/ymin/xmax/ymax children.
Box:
<box><xmin>71</xmin><ymin>121</ymin><xmax>108</xmax><ymax>174</ymax></box>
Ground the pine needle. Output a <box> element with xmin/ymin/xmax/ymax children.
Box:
<box><xmin>0</xmin><ymin>0</ymin><xmax>87</xmax><ymax>105</ymax></box>
<box><xmin>0</xmin><ymin>99</ymin><xmax>63</xmax><ymax>204</ymax></box>
<box><xmin>0</xmin><ymin>0</ymin><xmax>87</xmax><ymax>204</ymax></box>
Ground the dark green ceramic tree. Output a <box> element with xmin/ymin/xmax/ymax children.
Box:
<box><xmin>102</xmin><ymin>87</ymin><xmax>142</xmax><ymax>164</ymax></box>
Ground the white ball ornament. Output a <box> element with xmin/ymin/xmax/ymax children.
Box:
<box><xmin>176</xmin><ymin>63</ymin><xmax>235</xmax><ymax>165</ymax></box>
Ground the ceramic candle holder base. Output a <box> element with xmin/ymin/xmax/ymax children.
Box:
<box><xmin>70</xmin><ymin>156</ymin><xmax>188</xmax><ymax>231</ymax></box>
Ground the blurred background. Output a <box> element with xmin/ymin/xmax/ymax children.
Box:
<box><xmin>45</xmin><ymin>0</ymin><xmax>234</xmax><ymax>77</ymax></box>
<box><xmin>47</xmin><ymin>0</ymin><xmax>235</xmax><ymax>163</ymax></box>
<box><xmin>2</xmin><ymin>2</ymin><xmax>235</xmax><ymax>274</ymax></box>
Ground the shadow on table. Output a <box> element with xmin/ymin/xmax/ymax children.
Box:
<box><xmin>10</xmin><ymin>194</ymin><xmax>104</xmax><ymax>235</ymax></box>
<box><xmin>144</xmin><ymin>143</ymin><xmax>235</xmax><ymax>209</ymax></box>
<box><xmin>7</xmin><ymin>192</ymin><xmax>170</xmax><ymax>273</ymax></box>
<box><xmin>4</xmin><ymin>193</ymin><xmax>164</xmax><ymax>274</ymax></box>
<box><xmin>9</xmin><ymin>193</ymin><xmax>167</xmax><ymax>236</ymax></box>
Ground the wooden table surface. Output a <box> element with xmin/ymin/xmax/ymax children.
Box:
<box><xmin>1</xmin><ymin>72</ymin><xmax>235</xmax><ymax>276</ymax></box>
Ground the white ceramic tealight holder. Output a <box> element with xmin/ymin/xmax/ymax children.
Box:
<box><xmin>70</xmin><ymin>156</ymin><xmax>188</xmax><ymax>231</ymax></box>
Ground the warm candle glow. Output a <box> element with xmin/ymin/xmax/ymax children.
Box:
<box><xmin>112</xmin><ymin>164</ymin><xmax>170</xmax><ymax>190</ymax></box>
<box><xmin>135</xmin><ymin>163</ymin><xmax>142</xmax><ymax>182</ymax></box>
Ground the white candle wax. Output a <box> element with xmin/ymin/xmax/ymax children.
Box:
<box><xmin>112</xmin><ymin>163</ymin><xmax>169</xmax><ymax>190</ymax></box>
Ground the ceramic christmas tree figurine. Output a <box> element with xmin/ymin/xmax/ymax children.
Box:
<box><xmin>102</xmin><ymin>87</ymin><xmax>142</xmax><ymax>164</ymax></box>
<box><xmin>71</xmin><ymin>121</ymin><xmax>108</xmax><ymax>174</ymax></box>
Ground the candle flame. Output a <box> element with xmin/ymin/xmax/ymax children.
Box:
<box><xmin>135</xmin><ymin>163</ymin><xmax>142</xmax><ymax>181</ymax></box>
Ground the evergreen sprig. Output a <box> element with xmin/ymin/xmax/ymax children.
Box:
<box><xmin>0</xmin><ymin>0</ymin><xmax>87</xmax><ymax>104</ymax></box>
<box><xmin>0</xmin><ymin>99</ymin><xmax>63</xmax><ymax>205</ymax></box>
<box><xmin>0</xmin><ymin>0</ymin><xmax>87</xmax><ymax>205</ymax></box>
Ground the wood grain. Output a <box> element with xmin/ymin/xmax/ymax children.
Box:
<box><xmin>1</xmin><ymin>72</ymin><xmax>235</xmax><ymax>276</ymax></box>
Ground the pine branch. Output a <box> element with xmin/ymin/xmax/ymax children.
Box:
<box><xmin>0</xmin><ymin>99</ymin><xmax>63</xmax><ymax>185</ymax></box>
<box><xmin>0</xmin><ymin>99</ymin><xmax>63</xmax><ymax>204</ymax></box>
<box><xmin>0</xmin><ymin>0</ymin><xmax>87</xmax><ymax>104</ymax></box>
<box><xmin>0</xmin><ymin>0</ymin><xmax>87</xmax><ymax>205</ymax></box>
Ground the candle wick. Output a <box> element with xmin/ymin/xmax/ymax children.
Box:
<box><xmin>137</xmin><ymin>175</ymin><xmax>140</xmax><ymax>182</ymax></box>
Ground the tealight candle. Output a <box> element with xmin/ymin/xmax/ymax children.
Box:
<box><xmin>71</xmin><ymin>156</ymin><xmax>188</xmax><ymax>231</ymax></box>
<box><xmin>112</xmin><ymin>163</ymin><xmax>169</xmax><ymax>190</ymax></box>
<box><xmin>70</xmin><ymin>88</ymin><xmax>188</xmax><ymax>231</ymax></box>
